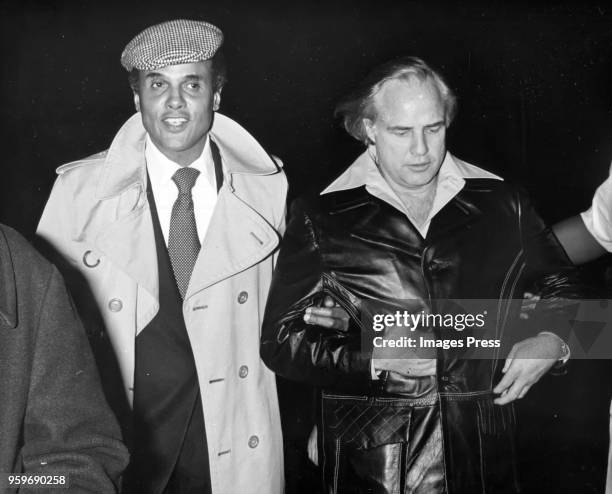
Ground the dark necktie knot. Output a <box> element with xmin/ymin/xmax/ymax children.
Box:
<box><xmin>172</xmin><ymin>167</ymin><xmax>200</xmax><ymax>195</ymax></box>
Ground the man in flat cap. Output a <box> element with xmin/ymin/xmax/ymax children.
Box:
<box><xmin>37</xmin><ymin>19</ymin><xmax>286</xmax><ymax>494</ymax></box>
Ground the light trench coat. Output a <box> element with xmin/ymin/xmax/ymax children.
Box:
<box><xmin>37</xmin><ymin>112</ymin><xmax>287</xmax><ymax>494</ymax></box>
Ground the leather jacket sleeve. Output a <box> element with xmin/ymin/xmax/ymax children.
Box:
<box><xmin>516</xmin><ymin>187</ymin><xmax>587</xmax><ymax>342</ymax></box>
<box><xmin>261</xmin><ymin>197</ymin><xmax>373</xmax><ymax>392</ymax></box>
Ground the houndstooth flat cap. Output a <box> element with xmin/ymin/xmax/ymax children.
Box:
<box><xmin>121</xmin><ymin>19</ymin><xmax>223</xmax><ymax>71</ymax></box>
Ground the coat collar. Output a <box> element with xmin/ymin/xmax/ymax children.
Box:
<box><xmin>323</xmin><ymin>150</ymin><xmax>502</xmax><ymax>214</ymax></box>
<box><xmin>322</xmin><ymin>151</ymin><xmax>504</xmax><ymax>241</ymax></box>
<box><xmin>322</xmin><ymin>149</ymin><xmax>501</xmax><ymax>195</ymax></box>
<box><xmin>0</xmin><ymin>227</ymin><xmax>17</xmax><ymax>329</ymax></box>
<box><xmin>95</xmin><ymin>112</ymin><xmax>280</xmax><ymax>200</ymax></box>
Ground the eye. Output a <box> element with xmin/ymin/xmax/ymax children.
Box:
<box><xmin>185</xmin><ymin>82</ymin><xmax>202</xmax><ymax>91</ymax></box>
<box><xmin>150</xmin><ymin>80</ymin><xmax>166</xmax><ymax>89</ymax></box>
<box><xmin>426</xmin><ymin>125</ymin><xmax>443</xmax><ymax>134</ymax></box>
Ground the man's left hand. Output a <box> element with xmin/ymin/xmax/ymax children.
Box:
<box><xmin>493</xmin><ymin>333</ymin><xmax>563</xmax><ymax>405</ymax></box>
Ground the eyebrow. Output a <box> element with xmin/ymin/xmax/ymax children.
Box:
<box><xmin>387</xmin><ymin>120</ymin><xmax>445</xmax><ymax>131</ymax></box>
<box><xmin>143</xmin><ymin>73</ymin><xmax>204</xmax><ymax>80</ymax></box>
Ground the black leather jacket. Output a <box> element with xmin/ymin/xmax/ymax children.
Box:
<box><xmin>261</xmin><ymin>179</ymin><xmax>583</xmax><ymax>493</ymax></box>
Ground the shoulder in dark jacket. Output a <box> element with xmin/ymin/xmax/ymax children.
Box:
<box><xmin>0</xmin><ymin>224</ymin><xmax>128</xmax><ymax>493</ymax></box>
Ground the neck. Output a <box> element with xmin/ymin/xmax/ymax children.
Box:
<box><xmin>149</xmin><ymin>135</ymin><xmax>208</xmax><ymax>168</ymax></box>
<box><xmin>390</xmin><ymin>177</ymin><xmax>438</xmax><ymax>228</ymax></box>
<box><xmin>396</xmin><ymin>177</ymin><xmax>438</xmax><ymax>199</ymax></box>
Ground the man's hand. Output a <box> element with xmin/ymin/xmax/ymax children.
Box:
<box><xmin>304</xmin><ymin>298</ymin><xmax>438</xmax><ymax>376</ymax></box>
<box><xmin>307</xmin><ymin>425</ymin><xmax>318</xmax><ymax>466</ymax></box>
<box><xmin>493</xmin><ymin>333</ymin><xmax>564</xmax><ymax>405</ymax></box>
<box><xmin>303</xmin><ymin>295</ymin><xmax>350</xmax><ymax>331</ymax></box>
<box><xmin>371</xmin><ymin>358</ymin><xmax>437</xmax><ymax>377</ymax></box>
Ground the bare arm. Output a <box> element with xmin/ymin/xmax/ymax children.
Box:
<box><xmin>553</xmin><ymin>215</ymin><xmax>607</xmax><ymax>265</ymax></box>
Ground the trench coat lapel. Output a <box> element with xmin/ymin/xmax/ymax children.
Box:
<box><xmin>89</xmin><ymin>115</ymin><xmax>159</xmax><ymax>332</ymax></box>
<box><xmin>186</xmin><ymin>188</ymin><xmax>279</xmax><ymax>298</ymax></box>
<box><xmin>94</xmin><ymin>189</ymin><xmax>158</xmax><ymax>304</ymax></box>
<box><xmin>185</xmin><ymin>113</ymin><xmax>282</xmax><ymax>297</ymax></box>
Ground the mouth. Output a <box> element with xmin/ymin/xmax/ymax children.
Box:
<box><xmin>408</xmin><ymin>161</ymin><xmax>430</xmax><ymax>169</ymax></box>
<box><xmin>163</xmin><ymin>117</ymin><xmax>189</xmax><ymax>127</ymax></box>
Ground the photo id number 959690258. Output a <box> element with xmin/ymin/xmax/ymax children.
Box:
<box><xmin>0</xmin><ymin>473</ymin><xmax>69</xmax><ymax>488</ymax></box>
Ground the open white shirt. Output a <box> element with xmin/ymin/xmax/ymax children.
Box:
<box><xmin>581</xmin><ymin>163</ymin><xmax>612</xmax><ymax>253</ymax></box>
<box><xmin>322</xmin><ymin>149</ymin><xmax>502</xmax><ymax>237</ymax></box>
<box><xmin>145</xmin><ymin>134</ymin><xmax>219</xmax><ymax>246</ymax></box>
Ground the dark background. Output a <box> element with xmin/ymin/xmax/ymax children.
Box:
<box><xmin>2</xmin><ymin>0</ymin><xmax>612</xmax><ymax>492</ymax></box>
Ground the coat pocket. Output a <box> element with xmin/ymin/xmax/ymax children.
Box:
<box><xmin>321</xmin><ymin>393</ymin><xmax>416</xmax><ymax>450</ymax></box>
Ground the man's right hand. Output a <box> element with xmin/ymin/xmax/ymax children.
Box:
<box><xmin>303</xmin><ymin>295</ymin><xmax>350</xmax><ymax>331</ymax></box>
<box><xmin>304</xmin><ymin>297</ymin><xmax>438</xmax><ymax>377</ymax></box>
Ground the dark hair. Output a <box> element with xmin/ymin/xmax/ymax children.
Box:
<box><xmin>334</xmin><ymin>56</ymin><xmax>457</xmax><ymax>144</ymax></box>
<box><xmin>128</xmin><ymin>50</ymin><xmax>228</xmax><ymax>93</ymax></box>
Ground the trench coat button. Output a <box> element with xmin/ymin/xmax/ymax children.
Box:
<box><xmin>82</xmin><ymin>250</ymin><xmax>100</xmax><ymax>268</ymax></box>
<box><xmin>239</xmin><ymin>365</ymin><xmax>249</xmax><ymax>378</ymax></box>
<box><xmin>248</xmin><ymin>435</ymin><xmax>259</xmax><ymax>448</ymax></box>
<box><xmin>108</xmin><ymin>298</ymin><xmax>123</xmax><ymax>312</ymax></box>
<box><xmin>237</xmin><ymin>291</ymin><xmax>248</xmax><ymax>304</ymax></box>
<box><xmin>440</xmin><ymin>374</ymin><xmax>450</xmax><ymax>383</ymax></box>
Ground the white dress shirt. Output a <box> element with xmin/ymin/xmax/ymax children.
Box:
<box><xmin>581</xmin><ymin>163</ymin><xmax>612</xmax><ymax>253</ymax></box>
<box><xmin>145</xmin><ymin>135</ymin><xmax>219</xmax><ymax>246</ymax></box>
<box><xmin>322</xmin><ymin>149</ymin><xmax>502</xmax><ymax>236</ymax></box>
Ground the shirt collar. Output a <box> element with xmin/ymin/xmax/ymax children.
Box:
<box><xmin>93</xmin><ymin>112</ymin><xmax>281</xmax><ymax>200</ymax></box>
<box><xmin>322</xmin><ymin>149</ymin><xmax>501</xmax><ymax>195</ymax></box>
<box><xmin>144</xmin><ymin>134</ymin><xmax>216</xmax><ymax>189</ymax></box>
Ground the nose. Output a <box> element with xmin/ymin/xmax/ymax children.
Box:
<box><xmin>166</xmin><ymin>86</ymin><xmax>185</xmax><ymax>109</ymax></box>
<box><xmin>410</xmin><ymin>131</ymin><xmax>428</xmax><ymax>157</ymax></box>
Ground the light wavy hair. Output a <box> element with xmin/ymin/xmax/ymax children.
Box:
<box><xmin>335</xmin><ymin>56</ymin><xmax>457</xmax><ymax>144</ymax></box>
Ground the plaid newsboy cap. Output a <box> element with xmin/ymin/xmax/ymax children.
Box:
<box><xmin>120</xmin><ymin>19</ymin><xmax>223</xmax><ymax>71</ymax></box>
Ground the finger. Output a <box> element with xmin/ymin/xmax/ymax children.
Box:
<box><xmin>307</xmin><ymin>425</ymin><xmax>318</xmax><ymax>466</ymax></box>
<box><xmin>502</xmin><ymin>357</ymin><xmax>512</xmax><ymax>373</ymax></box>
<box><xmin>308</xmin><ymin>307</ymin><xmax>349</xmax><ymax>319</ymax></box>
<box><xmin>517</xmin><ymin>385</ymin><xmax>531</xmax><ymax>400</ymax></box>
<box><xmin>494</xmin><ymin>380</ymin><xmax>524</xmax><ymax>405</ymax></box>
<box><xmin>493</xmin><ymin>364</ymin><xmax>519</xmax><ymax>394</ymax></box>
<box><xmin>304</xmin><ymin>312</ymin><xmax>340</xmax><ymax>328</ymax></box>
<box><xmin>502</xmin><ymin>345</ymin><xmax>519</xmax><ymax>373</ymax></box>
<box><xmin>322</xmin><ymin>295</ymin><xmax>336</xmax><ymax>308</ymax></box>
<box><xmin>305</xmin><ymin>306</ymin><xmax>334</xmax><ymax>318</ymax></box>
<box><xmin>404</xmin><ymin>359</ymin><xmax>437</xmax><ymax>369</ymax></box>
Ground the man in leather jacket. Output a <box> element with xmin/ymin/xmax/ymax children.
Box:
<box><xmin>261</xmin><ymin>57</ymin><xmax>581</xmax><ymax>493</ymax></box>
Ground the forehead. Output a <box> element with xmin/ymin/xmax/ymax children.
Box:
<box><xmin>139</xmin><ymin>60</ymin><xmax>214</xmax><ymax>80</ymax></box>
<box><xmin>373</xmin><ymin>77</ymin><xmax>445</xmax><ymax>125</ymax></box>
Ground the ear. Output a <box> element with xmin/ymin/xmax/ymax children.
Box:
<box><xmin>213</xmin><ymin>89</ymin><xmax>222</xmax><ymax>112</ymax></box>
<box><xmin>133</xmin><ymin>92</ymin><xmax>141</xmax><ymax>113</ymax></box>
<box><xmin>364</xmin><ymin>118</ymin><xmax>376</xmax><ymax>144</ymax></box>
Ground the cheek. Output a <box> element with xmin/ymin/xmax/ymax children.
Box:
<box><xmin>139</xmin><ymin>96</ymin><xmax>162</xmax><ymax>118</ymax></box>
<box><xmin>432</xmin><ymin>132</ymin><xmax>446</xmax><ymax>152</ymax></box>
<box><xmin>377</xmin><ymin>135</ymin><xmax>403</xmax><ymax>155</ymax></box>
